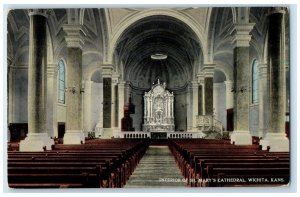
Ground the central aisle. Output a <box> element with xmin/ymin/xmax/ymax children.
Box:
<box><xmin>125</xmin><ymin>145</ymin><xmax>187</xmax><ymax>188</ymax></box>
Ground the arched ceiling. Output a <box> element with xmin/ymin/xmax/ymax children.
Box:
<box><xmin>115</xmin><ymin>15</ymin><xmax>202</xmax><ymax>90</ymax></box>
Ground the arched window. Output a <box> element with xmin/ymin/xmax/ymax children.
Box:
<box><xmin>252</xmin><ymin>60</ymin><xmax>258</xmax><ymax>103</ymax></box>
<box><xmin>58</xmin><ymin>60</ymin><xmax>65</xmax><ymax>104</ymax></box>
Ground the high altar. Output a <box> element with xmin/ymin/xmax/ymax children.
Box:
<box><xmin>143</xmin><ymin>79</ymin><xmax>175</xmax><ymax>132</ymax></box>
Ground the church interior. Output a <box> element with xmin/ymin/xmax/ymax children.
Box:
<box><xmin>6</xmin><ymin>7</ymin><xmax>290</xmax><ymax>188</ymax></box>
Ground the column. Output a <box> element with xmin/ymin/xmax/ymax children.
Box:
<box><xmin>230</xmin><ymin>22</ymin><xmax>254</xmax><ymax>145</ymax></box>
<box><xmin>111</xmin><ymin>80</ymin><xmax>116</xmax><ymax>129</ymax></box>
<box><xmin>46</xmin><ymin>64</ymin><xmax>57</xmax><ymax>138</ymax></box>
<box><xmin>197</xmin><ymin>74</ymin><xmax>205</xmax><ymax>115</ymax></box>
<box><xmin>103</xmin><ymin>79</ymin><xmax>112</xmax><ymax>128</ymax></box>
<box><xmin>118</xmin><ymin>81</ymin><xmax>125</xmax><ymax>129</ymax></box>
<box><xmin>260</xmin><ymin>8</ymin><xmax>289</xmax><ymax>152</ymax></box>
<box><xmin>186</xmin><ymin>85</ymin><xmax>192</xmax><ymax>131</ymax></box>
<box><xmin>171</xmin><ymin>95</ymin><xmax>174</xmax><ymax>118</ymax></box>
<box><xmin>83</xmin><ymin>80</ymin><xmax>93</xmax><ymax>133</ymax></box>
<box><xmin>62</xmin><ymin>24</ymin><xmax>86</xmax><ymax>144</ymax></box>
<box><xmin>224</xmin><ymin>80</ymin><xmax>234</xmax><ymax>131</ymax></box>
<box><xmin>213</xmin><ymin>83</ymin><xmax>220</xmax><ymax>120</ymax></box>
<box><xmin>257</xmin><ymin>64</ymin><xmax>268</xmax><ymax>138</ymax></box>
<box><xmin>192</xmin><ymin>81</ymin><xmax>199</xmax><ymax>130</ymax></box>
<box><xmin>7</xmin><ymin>58</ymin><xmax>13</xmax><ymax>142</ymax></box>
<box><xmin>125</xmin><ymin>82</ymin><xmax>131</xmax><ymax>103</ymax></box>
<box><xmin>102</xmin><ymin>65</ymin><xmax>113</xmax><ymax>139</ymax></box>
<box><xmin>203</xmin><ymin>65</ymin><xmax>215</xmax><ymax>115</ymax></box>
<box><xmin>95</xmin><ymin>82</ymin><xmax>104</xmax><ymax>138</ymax></box>
<box><xmin>20</xmin><ymin>9</ymin><xmax>54</xmax><ymax>151</ymax></box>
<box><xmin>224</xmin><ymin>80</ymin><xmax>234</xmax><ymax>109</ymax></box>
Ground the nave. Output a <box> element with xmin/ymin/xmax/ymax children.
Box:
<box><xmin>7</xmin><ymin>138</ymin><xmax>289</xmax><ymax>188</ymax></box>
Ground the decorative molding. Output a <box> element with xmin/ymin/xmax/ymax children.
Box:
<box><xmin>191</xmin><ymin>80</ymin><xmax>199</xmax><ymax>88</ymax></box>
<box><xmin>197</xmin><ymin>73</ymin><xmax>204</xmax><ymax>84</ymax></box>
<box><xmin>268</xmin><ymin>7</ymin><xmax>287</xmax><ymax>15</ymax></box>
<box><xmin>102</xmin><ymin>64</ymin><xmax>114</xmax><ymax>78</ymax></box>
<box><xmin>258</xmin><ymin>63</ymin><xmax>268</xmax><ymax>78</ymax></box>
<box><xmin>202</xmin><ymin>63</ymin><xmax>215</xmax><ymax>78</ymax></box>
<box><xmin>63</xmin><ymin>24</ymin><xmax>87</xmax><ymax>49</ymax></box>
<box><xmin>230</xmin><ymin>23</ymin><xmax>255</xmax><ymax>47</ymax></box>
<box><xmin>47</xmin><ymin>64</ymin><xmax>58</xmax><ymax>77</ymax></box>
<box><xmin>28</xmin><ymin>9</ymin><xmax>51</xmax><ymax>18</ymax></box>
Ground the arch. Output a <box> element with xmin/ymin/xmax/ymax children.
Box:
<box><xmin>214</xmin><ymin>60</ymin><xmax>234</xmax><ymax>81</ymax></box>
<box><xmin>84</xmin><ymin>62</ymin><xmax>103</xmax><ymax>82</ymax></box>
<box><xmin>106</xmin><ymin>9</ymin><xmax>208</xmax><ymax>64</ymax></box>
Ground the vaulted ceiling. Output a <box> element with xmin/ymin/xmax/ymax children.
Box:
<box><xmin>7</xmin><ymin>8</ymin><xmax>276</xmax><ymax>85</ymax></box>
<box><xmin>115</xmin><ymin>15</ymin><xmax>202</xmax><ymax>90</ymax></box>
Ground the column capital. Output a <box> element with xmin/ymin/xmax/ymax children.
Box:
<box><xmin>213</xmin><ymin>83</ymin><xmax>223</xmax><ymax>88</ymax></box>
<box><xmin>28</xmin><ymin>9</ymin><xmax>51</xmax><ymax>18</ymax></box>
<box><xmin>202</xmin><ymin>63</ymin><xmax>215</xmax><ymax>78</ymax></box>
<box><xmin>268</xmin><ymin>7</ymin><xmax>287</xmax><ymax>15</ymax></box>
<box><xmin>63</xmin><ymin>24</ymin><xmax>87</xmax><ymax>49</ymax></box>
<box><xmin>47</xmin><ymin>64</ymin><xmax>57</xmax><ymax>77</ymax></box>
<box><xmin>112</xmin><ymin>73</ymin><xmax>120</xmax><ymax>84</ymax></box>
<box><xmin>230</xmin><ymin>23</ymin><xmax>255</xmax><ymax>47</ymax></box>
<box><xmin>191</xmin><ymin>80</ymin><xmax>199</xmax><ymax>88</ymax></box>
<box><xmin>258</xmin><ymin>63</ymin><xmax>268</xmax><ymax>78</ymax></box>
<box><xmin>102</xmin><ymin>65</ymin><xmax>114</xmax><ymax>78</ymax></box>
<box><xmin>197</xmin><ymin>73</ymin><xmax>205</xmax><ymax>84</ymax></box>
<box><xmin>118</xmin><ymin>80</ymin><xmax>126</xmax><ymax>86</ymax></box>
<box><xmin>224</xmin><ymin>80</ymin><xmax>233</xmax><ymax>86</ymax></box>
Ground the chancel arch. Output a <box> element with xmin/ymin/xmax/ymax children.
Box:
<box><xmin>113</xmin><ymin>14</ymin><xmax>204</xmax><ymax>131</ymax></box>
<box><xmin>107</xmin><ymin>8</ymin><xmax>208</xmax><ymax>64</ymax></box>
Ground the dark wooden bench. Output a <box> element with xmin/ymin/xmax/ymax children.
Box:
<box><xmin>8</xmin><ymin>138</ymin><xmax>150</xmax><ymax>188</ymax></box>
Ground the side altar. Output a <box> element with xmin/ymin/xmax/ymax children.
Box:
<box><xmin>143</xmin><ymin>79</ymin><xmax>175</xmax><ymax>132</ymax></box>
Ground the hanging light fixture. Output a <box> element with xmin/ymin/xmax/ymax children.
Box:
<box><xmin>151</xmin><ymin>53</ymin><xmax>168</xmax><ymax>60</ymax></box>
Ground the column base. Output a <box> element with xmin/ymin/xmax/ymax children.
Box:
<box><xmin>230</xmin><ymin>130</ymin><xmax>252</xmax><ymax>145</ymax></box>
<box><xmin>19</xmin><ymin>133</ymin><xmax>54</xmax><ymax>151</ymax></box>
<box><xmin>260</xmin><ymin>133</ymin><xmax>289</xmax><ymax>152</ymax></box>
<box><xmin>95</xmin><ymin>123</ymin><xmax>103</xmax><ymax>138</ymax></box>
<box><xmin>63</xmin><ymin>130</ymin><xmax>85</xmax><ymax>144</ymax></box>
<box><xmin>101</xmin><ymin>128</ymin><xmax>114</xmax><ymax>139</ymax></box>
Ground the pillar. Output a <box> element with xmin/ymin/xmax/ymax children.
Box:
<box><xmin>186</xmin><ymin>85</ymin><xmax>192</xmax><ymax>131</ymax></box>
<box><xmin>118</xmin><ymin>81</ymin><xmax>125</xmax><ymax>129</ymax></box>
<box><xmin>192</xmin><ymin>81</ymin><xmax>199</xmax><ymax>130</ymax></box>
<box><xmin>62</xmin><ymin>24</ymin><xmax>86</xmax><ymax>144</ymax></box>
<box><xmin>20</xmin><ymin>9</ymin><xmax>54</xmax><ymax>151</ymax></box>
<box><xmin>124</xmin><ymin>82</ymin><xmax>131</xmax><ymax>103</ymax></box>
<box><xmin>111</xmin><ymin>75</ymin><xmax>119</xmax><ymax>129</ymax></box>
<box><xmin>203</xmin><ymin>65</ymin><xmax>215</xmax><ymax>115</ymax></box>
<box><xmin>46</xmin><ymin>64</ymin><xmax>57</xmax><ymax>138</ymax></box>
<box><xmin>101</xmin><ymin>65</ymin><xmax>114</xmax><ymax>138</ymax></box>
<box><xmin>257</xmin><ymin>64</ymin><xmax>268</xmax><ymax>138</ymax></box>
<box><xmin>260</xmin><ymin>8</ymin><xmax>289</xmax><ymax>152</ymax></box>
<box><xmin>230</xmin><ymin>22</ymin><xmax>254</xmax><ymax>145</ymax></box>
<box><xmin>7</xmin><ymin>58</ymin><xmax>13</xmax><ymax>142</ymax></box>
<box><xmin>224</xmin><ymin>80</ymin><xmax>234</xmax><ymax>109</ymax></box>
<box><xmin>224</xmin><ymin>80</ymin><xmax>234</xmax><ymax>131</ymax></box>
<box><xmin>213</xmin><ymin>83</ymin><xmax>220</xmax><ymax>120</ymax></box>
<box><xmin>83</xmin><ymin>80</ymin><xmax>93</xmax><ymax>133</ymax></box>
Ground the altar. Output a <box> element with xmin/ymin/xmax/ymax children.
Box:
<box><xmin>143</xmin><ymin>79</ymin><xmax>175</xmax><ymax>132</ymax></box>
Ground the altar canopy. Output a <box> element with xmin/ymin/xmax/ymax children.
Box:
<box><xmin>143</xmin><ymin>80</ymin><xmax>175</xmax><ymax>132</ymax></box>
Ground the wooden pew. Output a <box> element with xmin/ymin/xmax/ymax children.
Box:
<box><xmin>8</xmin><ymin>138</ymin><xmax>150</xmax><ymax>188</ymax></box>
<box><xmin>168</xmin><ymin>139</ymin><xmax>290</xmax><ymax>187</ymax></box>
